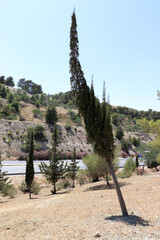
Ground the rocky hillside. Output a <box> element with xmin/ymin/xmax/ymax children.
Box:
<box><xmin>0</xmin><ymin>83</ymin><xmax>156</xmax><ymax>160</ymax></box>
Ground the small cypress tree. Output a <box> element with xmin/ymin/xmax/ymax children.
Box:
<box><xmin>0</xmin><ymin>152</ymin><xmax>10</xmax><ymax>193</ymax></box>
<box><xmin>25</xmin><ymin>131</ymin><xmax>34</xmax><ymax>199</ymax></box>
<box><xmin>39</xmin><ymin>125</ymin><xmax>65</xmax><ymax>194</ymax></box>
<box><xmin>67</xmin><ymin>148</ymin><xmax>79</xmax><ymax>188</ymax></box>
<box><xmin>0</xmin><ymin>151</ymin><xmax>16</xmax><ymax>197</ymax></box>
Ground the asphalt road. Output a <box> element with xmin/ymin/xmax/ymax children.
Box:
<box><xmin>2</xmin><ymin>158</ymin><xmax>145</xmax><ymax>175</ymax></box>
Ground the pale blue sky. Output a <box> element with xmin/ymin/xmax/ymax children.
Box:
<box><xmin>0</xmin><ymin>0</ymin><xmax>160</xmax><ymax>111</ymax></box>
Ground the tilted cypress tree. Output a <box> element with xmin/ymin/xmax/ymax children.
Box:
<box><xmin>69</xmin><ymin>10</ymin><xmax>128</xmax><ymax>216</ymax></box>
<box><xmin>39</xmin><ymin>125</ymin><xmax>65</xmax><ymax>194</ymax></box>
<box><xmin>25</xmin><ymin>131</ymin><xmax>34</xmax><ymax>199</ymax></box>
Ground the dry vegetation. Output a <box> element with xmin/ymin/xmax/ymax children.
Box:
<box><xmin>0</xmin><ymin>169</ymin><xmax>160</xmax><ymax>240</ymax></box>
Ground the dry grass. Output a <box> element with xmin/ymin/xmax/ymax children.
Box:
<box><xmin>0</xmin><ymin>170</ymin><xmax>160</xmax><ymax>240</ymax></box>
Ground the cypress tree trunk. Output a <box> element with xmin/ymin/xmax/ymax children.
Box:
<box><xmin>53</xmin><ymin>182</ymin><xmax>56</xmax><ymax>194</ymax></box>
<box><xmin>108</xmin><ymin>160</ymin><xmax>128</xmax><ymax>216</ymax></box>
<box><xmin>106</xmin><ymin>172</ymin><xmax>110</xmax><ymax>186</ymax></box>
<box><xmin>72</xmin><ymin>178</ymin><xmax>75</xmax><ymax>188</ymax></box>
<box><xmin>29</xmin><ymin>189</ymin><xmax>31</xmax><ymax>199</ymax></box>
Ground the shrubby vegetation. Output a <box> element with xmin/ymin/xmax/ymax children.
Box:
<box><xmin>19</xmin><ymin>180</ymin><xmax>40</xmax><ymax>195</ymax></box>
<box><xmin>0</xmin><ymin>153</ymin><xmax>17</xmax><ymax>198</ymax></box>
<box><xmin>117</xmin><ymin>157</ymin><xmax>136</xmax><ymax>178</ymax></box>
<box><xmin>52</xmin><ymin>91</ymin><xmax>75</xmax><ymax>108</ymax></box>
<box><xmin>112</xmin><ymin>106</ymin><xmax>160</xmax><ymax>121</ymax></box>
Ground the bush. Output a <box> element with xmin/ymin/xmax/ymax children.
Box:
<box><xmin>56</xmin><ymin>178</ymin><xmax>71</xmax><ymax>191</ymax></box>
<box><xmin>67</xmin><ymin>110</ymin><xmax>82</xmax><ymax>126</ymax></box>
<box><xmin>118</xmin><ymin>157</ymin><xmax>136</xmax><ymax>178</ymax></box>
<box><xmin>132</xmin><ymin>137</ymin><xmax>140</xmax><ymax>147</ymax></box>
<box><xmin>121</xmin><ymin>139</ymin><xmax>130</xmax><ymax>153</ymax></box>
<box><xmin>65</xmin><ymin>123</ymin><xmax>72</xmax><ymax>132</ymax></box>
<box><xmin>19</xmin><ymin>115</ymin><xmax>26</xmax><ymax>121</ymax></box>
<box><xmin>83</xmin><ymin>153</ymin><xmax>108</xmax><ymax>182</ymax></box>
<box><xmin>33</xmin><ymin>125</ymin><xmax>46</xmax><ymax>140</ymax></box>
<box><xmin>116</xmin><ymin>127</ymin><xmax>124</xmax><ymax>140</ymax></box>
<box><xmin>2</xmin><ymin>184</ymin><xmax>17</xmax><ymax>198</ymax></box>
<box><xmin>45</xmin><ymin>104</ymin><xmax>58</xmax><ymax>125</ymax></box>
<box><xmin>32</xmin><ymin>109</ymin><xmax>43</xmax><ymax>118</ymax></box>
<box><xmin>77</xmin><ymin>169</ymin><xmax>90</xmax><ymax>186</ymax></box>
<box><xmin>19</xmin><ymin>181</ymin><xmax>40</xmax><ymax>194</ymax></box>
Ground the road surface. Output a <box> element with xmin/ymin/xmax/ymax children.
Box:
<box><xmin>2</xmin><ymin>158</ymin><xmax>145</xmax><ymax>175</ymax></box>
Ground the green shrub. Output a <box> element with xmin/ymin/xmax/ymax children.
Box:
<box><xmin>65</xmin><ymin>123</ymin><xmax>72</xmax><ymax>132</ymax></box>
<box><xmin>19</xmin><ymin>115</ymin><xmax>26</xmax><ymax>121</ymax></box>
<box><xmin>18</xmin><ymin>181</ymin><xmax>40</xmax><ymax>194</ymax></box>
<box><xmin>77</xmin><ymin>169</ymin><xmax>91</xmax><ymax>186</ymax></box>
<box><xmin>56</xmin><ymin>178</ymin><xmax>71</xmax><ymax>191</ymax></box>
<box><xmin>116</xmin><ymin>127</ymin><xmax>124</xmax><ymax>140</ymax></box>
<box><xmin>2</xmin><ymin>184</ymin><xmax>17</xmax><ymax>198</ymax></box>
<box><xmin>67</xmin><ymin>110</ymin><xmax>82</xmax><ymax>126</ymax></box>
<box><xmin>32</xmin><ymin>109</ymin><xmax>43</xmax><ymax>118</ymax></box>
<box><xmin>117</xmin><ymin>157</ymin><xmax>136</xmax><ymax>178</ymax></box>
<box><xmin>83</xmin><ymin>153</ymin><xmax>108</xmax><ymax>182</ymax></box>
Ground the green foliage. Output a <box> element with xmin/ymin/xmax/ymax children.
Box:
<box><xmin>121</xmin><ymin>139</ymin><xmax>130</xmax><ymax>153</ymax></box>
<box><xmin>69</xmin><ymin>11</ymin><xmax>128</xmax><ymax>216</ymax></box>
<box><xmin>112</xmin><ymin>106</ymin><xmax>160</xmax><ymax>121</ymax></box>
<box><xmin>33</xmin><ymin>125</ymin><xmax>46</xmax><ymax>140</ymax></box>
<box><xmin>25</xmin><ymin>132</ymin><xmax>34</xmax><ymax>198</ymax></box>
<box><xmin>67</xmin><ymin>148</ymin><xmax>79</xmax><ymax>187</ymax></box>
<box><xmin>67</xmin><ymin>110</ymin><xmax>82</xmax><ymax>125</ymax></box>
<box><xmin>52</xmin><ymin>91</ymin><xmax>75</xmax><ymax>108</ymax></box>
<box><xmin>116</xmin><ymin>126</ymin><xmax>124</xmax><ymax>140</ymax></box>
<box><xmin>0</xmin><ymin>155</ymin><xmax>16</xmax><ymax>198</ymax></box>
<box><xmin>21</xmin><ymin>126</ymin><xmax>45</xmax><ymax>152</ymax></box>
<box><xmin>132</xmin><ymin>137</ymin><xmax>140</xmax><ymax>147</ymax></box>
<box><xmin>65</xmin><ymin>123</ymin><xmax>72</xmax><ymax>132</ymax></box>
<box><xmin>9</xmin><ymin>101</ymin><xmax>19</xmax><ymax>113</ymax></box>
<box><xmin>45</xmin><ymin>104</ymin><xmax>58</xmax><ymax>125</ymax></box>
<box><xmin>56</xmin><ymin>178</ymin><xmax>70</xmax><ymax>191</ymax></box>
<box><xmin>5</xmin><ymin>76</ymin><xmax>15</xmax><ymax>87</ymax></box>
<box><xmin>19</xmin><ymin>115</ymin><xmax>26</xmax><ymax>121</ymax></box>
<box><xmin>35</xmin><ymin>100</ymin><xmax>40</xmax><ymax>108</ymax></box>
<box><xmin>17</xmin><ymin>78</ymin><xmax>42</xmax><ymax>94</ymax></box>
<box><xmin>112</xmin><ymin>113</ymin><xmax>125</xmax><ymax>126</ymax></box>
<box><xmin>32</xmin><ymin>108</ymin><xmax>43</xmax><ymax>118</ymax></box>
<box><xmin>0</xmin><ymin>84</ymin><xmax>8</xmax><ymax>98</ymax></box>
<box><xmin>77</xmin><ymin>169</ymin><xmax>91</xmax><ymax>186</ymax></box>
<box><xmin>39</xmin><ymin>125</ymin><xmax>66</xmax><ymax>194</ymax></box>
<box><xmin>7</xmin><ymin>92</ymin><xmax>14</xmax><ymax>103</ymax></box>
<box><xmin>18</xmin><ymin>180</ymin><xmax>40</xmax><ymax>194</ymax></box>
<box><xmin>83</xmin><ymin>153</ymin><xmax>108</xmax><ymax>182</ymax></box>
<box><xmin>118</xmin><ymin>157</ymin><xmax>136</xmax><ymax>178</ymax></box>
<box><xmin>144</xmin><ymin>146</ymin><xmax>160</xmax><ymax>170</ymax></box>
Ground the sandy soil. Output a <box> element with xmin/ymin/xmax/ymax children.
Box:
<box><xmin>0</xmin><ymin>170</ymin><xmax>160</xmax><ymax>240</ymax></box>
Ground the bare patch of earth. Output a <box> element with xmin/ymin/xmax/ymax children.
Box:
<box><xmin>0</xmin><ymin>171</ymin><xmax>160</xmax><ymax>240</ymax></box>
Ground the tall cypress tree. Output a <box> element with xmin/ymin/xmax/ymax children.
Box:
<box><xmin>69</xmin><ymin>10</ymin><xmax>128</xmax><ymax>216</ymax></box>
<box><xmin>25</xmin><ymin>131</ymin><xmax>34</xmax><ymax>199</ymax></box>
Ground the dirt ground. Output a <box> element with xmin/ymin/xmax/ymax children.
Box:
<box><xmin>0</xmin><ymin>170</ymin><xmax>160</xmax><ymax>240</ymax></box>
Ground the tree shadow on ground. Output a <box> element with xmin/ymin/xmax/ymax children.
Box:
<box><xmin>105</xmin><ymin>215</ymin><xmax>149</xmax><ymax>226</ymax></box>
<box><xmin>45</xmin><ymin>189</ymin><xmax>71</xmax><ymax>196</ymax></box>
<box><xmin>84</xmin><ymin>182</ymin><xmax>130</xmax><ymax>192</ymax></box>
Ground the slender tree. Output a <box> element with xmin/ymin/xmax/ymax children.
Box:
<box><xmin>69</xmin><ymin>10</ymin><xmax>128</xmax><ymax>216</ymax></box>
<box><xmin>39</xmin><ymin>125</ymin><xmax>65</xmax><ymax>194</ymax></box>
<box><xmin>67</xmin><ymin>148</ymin><xmax>79</xmax><ymax>188</ymax></box>
<box><xmin>25</xmin><ymin>131</ymin><xmax>34</xmax><ymax>199</ymax></box>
